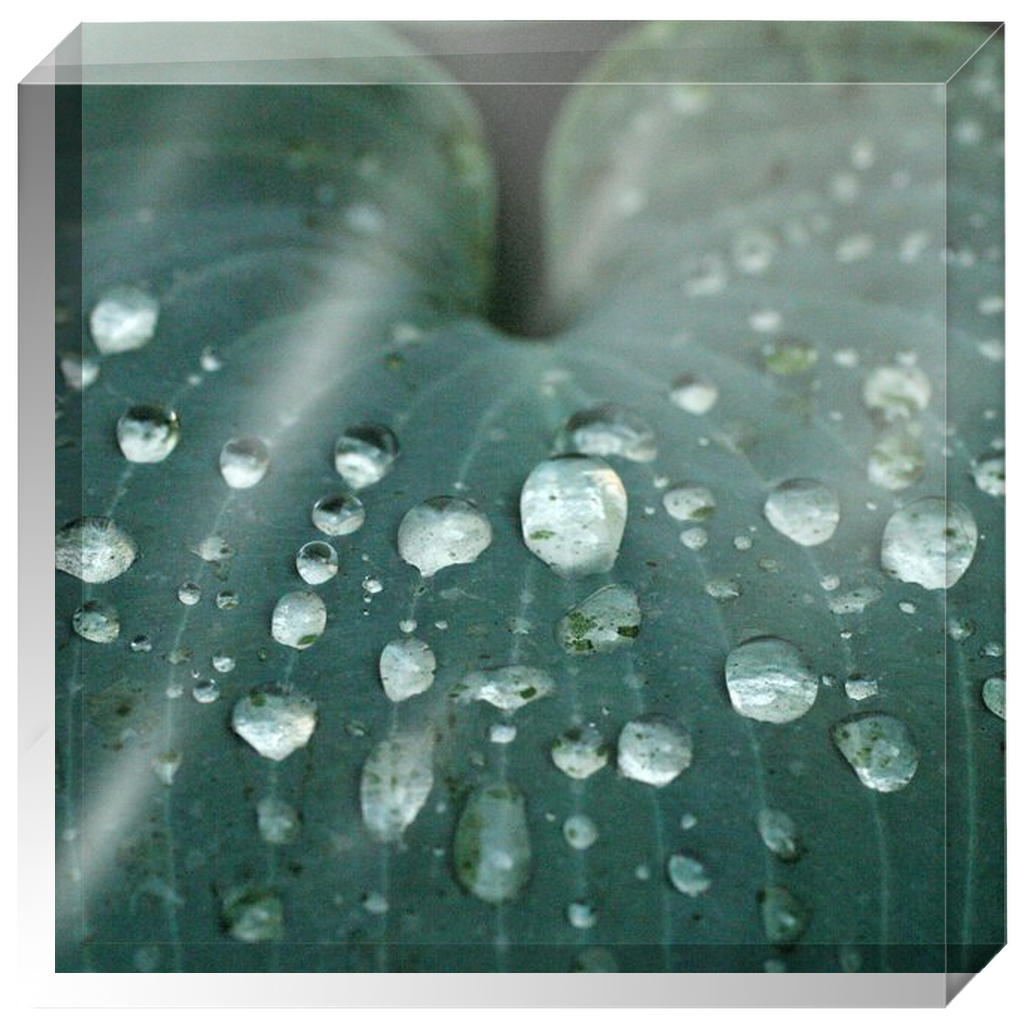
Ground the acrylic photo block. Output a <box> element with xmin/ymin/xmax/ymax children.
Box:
<box><xmin>26</xmin><ymin>20</ymin><xmax>1005</xmax><ymax>1004</ymax></box>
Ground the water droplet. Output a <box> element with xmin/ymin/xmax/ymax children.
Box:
<box><xmin>454</xmin><ymin>784</ymin><xmax>532</xmax><ymax>903</ymax></box>
<box><xmin>828</xmin><ymin>586</ymin><xmax>881</xmax><ymax>615</ymax></box>
<box><xmin>361</xmin><ymin>891</ymin><xmax>389</xmax><ymax>915</ymax></box>
<box><xmin>150</xmin><ymin>749</ymin><xmax>182</xmax><ymax>786</ymax></box>
<box><xmin>222</xmin><ymin>887</ymin><xmax>283</xmax><ymax>942</ymax></box>
<box><xmin>116</xmin><ymin>404</ymin><xmax>180</xmax><ymax>463</ymax></box>
<box><xmin>947</xmin><ymin>617</ymin><xmax>976</xmax><ymax>642</ymax></box>
<box><xmin>832</xmin><ymin>713</ymin><xmax>919</xmax><ymax>791</ymax></box>
<box><xmin>257</xmin><ymin>795</ymin><xmax>300</xmax><ymax>845</ymax></box>
<box><xmin>362</xmin><ymin>577</ymin><xmax>383</xmax><ymax>596</ymax></box>
<box><xmin>554</xmin><ymin>403</ymin><xmax>656</xmax><ymax>462</ymax></box>
<box><xmin>60</xmin><ymin>352</ymin><xmax>100</xmax><ymax>391</ymax></box>
<box><xmin>271</xmin><ymin>591</ymin><xmax>326</xmax><ymax>649</ymax></box>
<box><xmin>232</xmin><ymin>687</ymin><xmax>317</xmax><ymax>761</ymax></box>
<box><xmin>55</xmin><ymin>516</ymin><xmax>137</xmax><ymax>583</ymax></box>
<box><xmin>760</xmin><ymin>886</ymin><xmax>810</xmax><ymax>944</ymax></box>
<box><xmin>130</xmin><ymin>634</ymin><xmax>152</xmax><ymax>653</ymax></box>
<box><xmin>764</xmin><ymin>479</ymin><xmax>840</xmax><ymax>546</ymax></box>
<box><xmin>982</xmin><ymin>677</ymin><xmax>1005</xmax><ymax>719</ymax></box>
<box><xmin>680</xmin><ymin>812</ymin><xmax>698</xmax><ymax>831</ymax></box>
<box><xmin>757</xmin><ymin>809</ymin><xmax>802</xmax><ymax>862</ymax></box>
<box><xmin>725</xmin><ymin>636</ymin><xmax>818</xmax><ymax>723</ymax></box>
<box><xmin>489</xmin><ymin>723</ymin><xmax>517</xmax><ymax>744</ymax></box>
<box><xmin>663</xmin><ymin>483</ymin><xmax>717</xmax><ymax>522</ymax></box>
<box><xmin>199</xmin><ymin>346</ymin><xmax>222</xmax><ymax>371</ymax></box>
<box><xmin>680</xmin><ymin>527</ymin><xmax>708</xmax><ymax>550</ymax></box>
<box><xmin>177</xmin><ymin>581</ymin><xmax>201</xmax><ymax>606</ymax></box>
<box><xmin>293</xmin><ymin>540</ymin><xmax>338</xmax><ymax>585</ymax></box>
<box><xmin>868</xmin><ymin>425</ymin><xmax>926</xmax><ymax>491</ymax></box>
<box><xmin>618</xmin><ymin>715</ymin><xmax>693</xmax><ymax>787</ymax></box>
<box><xmin>191</xmin><ymin>534</ymin><xmax>234</xmax><ymax>563</ymax></box>
<box><xmin>551</xmin><ymin>725</ymin><xmax>609</xmax><ymax>780</ymax></box>
<box><xmin>667</xmin><ymin>853</ymin><xmax>711</xmax><ymax>896</ymax></box>
<box><xmin>379</xmin><ymin>637</ymin><xmax>435</xmax><ymax>702</ymax></box>
<box><xmin>89</xmin><ymin>286</ymin><xmax>159</xmax><ymax>354</ymax></box>
<box><xmin>863</xmin><ymin>365</ymin><xmax>931</xmax><ymax>420</ymax></box>
<box><xmin>844</xmin><ymin>675</ymin><xmax>879</xmax><ymax>701</ymax></box>
<box><xmin>72</xmin><ymin>600</ymin><xmax>120</xmax><ymax>643</ymax></box>
<box><xmin>881</xmin><ymin>497</ymin><xmax>978</xmax><ymax>589</ymax></box>
<box><xmin>563</xmin><ymin>814</ymin><xmax>598</xmax><ymax>851</ymax></box>
<box><xmin>705</xmin><ymin>577</ymin><xmax>742</xmax><ymax>602</ymax></box>
<box><xmin>983</xmin><ymin>640</ymin><xmax>1004</xmax><ymax>658</ymax></box>
<box><xmin>733</xmin><ymin>534</ymin><xmax>753</xmax><ymax>551</ymax></box>
<box><xmin>521</xmin><ymin>455</ymin><xmax>627</xmax><ymax>577</ymax></box>
<box><xmin>898</xmin><ymin>600</ymin><xmax>917</xmax><ymax>614</ymax></box>
<box><xmin>556</xmin><ymin>584</ymin><xmax>640</xmax><ymax>654</ymax></box>
<box><xmin>764</xmin><ymin>338</ymin><xmax>818</xmax><ymax>376</ymax></box>
<box><xmin>191</xmin><ymin>679</ymin><xmax>220</xmax><ymax>704</ymax></box>
<box><xmin>567</xmin><ymin>902</ymin><xmax>598</xmax><ymax>929</ymax></box>
<box><xmin>669</xmin><ymin>373</ymin><xmax>718</xmax><ymax>415</ymax></box>
<box><xmin>219</xmin><ymin>437</ymin><xmax>270</xmax><ymax>489</ymax></box>
<box><xmin>397</xmin><ymin>496</ymin><xmax>492</xmax><ymax>577</ymax></box>
<box><xmin>972</xmin><ymin>454</ymin><xmax>1005</xmax><ymax>497</ymax></box>
<box><xmin>334</xmin><ymin>422</ymin><xmax>399</xmax><ymax>489</ymax></box>
<box><xmin>361</xmin><ymin>730</ymin><xmax>434</xmax><ymax>842</ymax></box>
<box><xmin>453</xmin><ymin>665</ymin><xmax>554</xmax><ymax>712</ymax></box>
<box><xmin>311</xmin><ymin>492</ymin><xmax>365</xmax><ymax>537</ymax></box>
<box><xmin>212</xmin><ymin>651</ymin><xmax>235</xmax><ymax>673</ymax></box>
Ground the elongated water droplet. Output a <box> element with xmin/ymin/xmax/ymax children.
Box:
<box><xmin>680</xmin><ymin>527</ymin><xmax>708</xmax><ymax>550</ymax></box>
<box><xmin>618</xmin><ymin>715</ymin><xmax>693</xmax><ymax>787</ymax></box>
<box><xmin>667</xmin><ymin>853</ymin><xmax>711</xmax><ymax>896</ymax></box>
<box><xmin>556</xmin><ymin>584</ymin><xmax>640</xmax><ymax>654</ymax></box>
<box><xmin>379</xmin><ymin>637</ymin><xmax>435</xmax><ymax>702</ymax></box>
<box><xmin>670</xmin><ymin>373</ymin><xmax>718</xmax><ymax>415</ymax></box>
<box><xmin>89</xmin><ymin>286</ymin><xmax>159</xmax><ymax>354</ymax></box>
<box><xmin>334</xmin><ymin>422</ymin><xmax>399</xmax><ymax>489</ymax></box>
<box><xmin>725</xmin><ymin>636</ymin><xmax>818</xmax><ymax>723</ymax></box>
<box><xmin>72</xmin><ymin>600</ymin><xmax>120</xmax><ymax>643</ymax></box>
<box><xmin>212</xmin><ymin>651</ymin><xmax>235</xmax><ymax>673</ymax></box>
<box><xmin>760</xmin><ymin>886</ymin><xmax>810</xmax><ymax>944</ymax></box>
<box><xmin>832</xmin><ymin>713</ymin><xmax>919</xmax><ymax>792</ymax></box>
<box><xmin>663</xmin><ymin>482</ymin><xmax>716</xmax><ymax>522</ymax></box>
<box><xmin>868</xmin><ymin>425</ymin><xmax>926</xmax><ymax>491</ymax></box>
<box><xmin>398</xmin><ymin>496</ymin><xmax>492</xmax><ymax>577</ymax></box>
<box><xmin>257</xmin><ymin>795</ymin><xmax>300</xmax><ymax>845</ymax></box>
<box><xmin>295</xmin><ymin>540</ymin><xmax>338</xmax><ymax>584</ymax></box>
<box><xmin>551</xmin><ymin>724</ymin><xmax>609</xmax><ymax>779</ymax></box>
<box><xmin>116</xmin><ymin>404</ymin><xmax>180</xmax><ymax>463</ymax></box>
<box><xmin>55</xmin><ymin>516</ymin><xmax>137</xmax><ymax>583</ymax></box>
<box><xmin>880</xmin><ymin>497</ymin><xmax>978</xmax><ymax>589</ymax></box>
<box><xmin>271</xmin><ymin>591</ymin><xmax>326</xmax><ymax>649</ymax></box>
<box><xmin>563</xmin><ymin>813</ymin><xmax>598</xmax><ymax>850</ymax></box>
<box><xmin>361</xmin><ymin>731</ymin><xmax>434</xmax><ymax>842</ymax></box>
<box><xmin>454</xmin><ymin>784</ymin><xmax>532</xmax><ymax>903</ymax></box>
<box><xmin>219</xmin><ymin>437</ymin><xmax>270</xmax><ymax>489</ymax></box>
<box><xmin>231</xmin><ymin>687</ymin><xmax>317</xmax><ymax>761</ymax></box>
<box><xmin>521</xmin><ymin>455</ymin><xmax>627</xmax><ymax>577</ymax></box>
<box><xmin>764</xmin><ymin>479</ymin><xmax>840</xmax><ymax>546</ymax></box>
<box><xmin>982</xmin><ymin>676</ymin><xmax>1005</xmax><ymax>720</ymax></box>
<box><xmin>828</xmin><ymin>586</ymin><xmax>881</xmax><ymax>615</ymax></box>
<box><xmin>972</xmin><ymin>454</ymin><xmax>1005</xmax><ymax>497</ymax></box>
<box><xmin>554</xmin><ymin>403</ymin><xmax>656</xmax><ymax>462</ymax></box>
<box><xmin>222</xmin><ymin>887</ymin><xmax>283</xmax><ymax>942</ymax></box>
<box><xmin>453</xmin><ymin>665</ymin><xmax>554</xmax><ymax>712</ymax></box>
<box><xmin>863</xmin><ymin>365</ymin><xmax>931</xmax><ymax>420</ymax></box>
<box><xmin>311</xmin><ymin>492</ymin><xmax>365</xmax><ymax>537</ymax></box>
<box><xmin>757</xmin><ymin>809</ymin><xmax>802</xmax><ymax>862</ymax></box>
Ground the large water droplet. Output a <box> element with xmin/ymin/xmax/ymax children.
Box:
<box><xmin>295</xmin><ymin>540</ymin><xmax>338</xmax><ymax>584</ymax></box>
<box><xmin>618</xmin><ymin>715</ymin><xmax>693</xmax><ymax>787</ymax></box>
<box><xmin>556</xmin><ymin>584</ymin><xmax>641</xmax><ymax>654</ymax></box>
<box><xmin>231</xmin><ymin>687</ymin><xmax>317</xmax><ymax>761</ymax></box>
<box><xmin>397</xmin><ymin>496</ymin><xmax>492</xmax><ymax>577</ymax></box>
<box><xmin>663</xmin><ymin>482</ymin><xmax>717</xmax><ymax>522</ymax></box>
<box><xmin>863</xmin><ymin>365</ymin><xmax>931</xmax><ymax>420</ymax></box>
<box><xmin>982</xmin><ymin>676</ymin><xmax>1005</xmax><ymax>720</ymax></box>
<box><xmin>551</xmin><ymin>724</ymin><xmax>609</xmax><ymax>779</ymax></box>
<box><xmin>880</xmin><ymin>497</ymin><xmax>978</xmax><ymax>589</ymax></box>
<box><xmin>667</xmin><ymin>853</ymin><xmax>711</xmax><ymax>896</ymax></box>
<box><xmin>89</xmin><ymin>286</ymin><xmax>159</xmax><ymax>354</ymax></box>
<box><xmin>832</xmin><ymin>713</ymin><xmax>919</xmax><ymax>792</ymax></box>
<box><xmin>760</xmin><ymin>886</ymin><xmax>810</xmax><ymax>944</ymax></box>
<box><xmin>72</xmin><ymin>600</ymin><xmax>120</xmax><ymax>643</ymax></box>
<box><xmin>222</xmin><ymin>887</ymin><xmax>284</xmax><ymax>942</ymax></box>
<box><xmin>257</xmin><ymin>796</ymin><xmax>300</xmax><ymax>844</ymax></box>
<box><xmin>116</xmin><ymin>404</ymin><xmax>180</xmax><ymax>463</ymax></box>
<box><xmin>757</xmin><ymin>809</ymin><xmax>802</xmax><ymax>862</ymax></box>
<box><xmin>868</xmin><ymin>425</ymin><xmax>926</xmax><ymax>491</ymax></box>
<box><xmin>971</xmin><ymin>454</ymin><xmax>1005</xmax><ymax>497</ymax></box>
<box><xmin>764</xmin><ymin>479</ymin><xmax>840</xmax><ymax>546</ymax></box>
<box><xmin>379</xmin><ymin>637</ymin><xmax>436</xmax><ymax>702</ymax></box>
<box><xmin>453</xmin><ymin>665</ymin><xmax>554</xmax><ymax>712</ymax></box>
<box><xmin>554</xmin><ymin>403</ymin><xmax>656</xmax><ymax>462</ymax></box>
<box><xmin>311</xmin><ymin>492</ymin><xmax>365</xmax><ymax>536</ymax></box>
<box><xmin>271</xmin><ymin>591</ymin><xmax>327</xmax><ymax>649</ymax></box>
<box><xmin>219</xmin><ymin>437</ymin><xmax>270</xmax><ymax>489</ymax></box>
<box><xmin>55</xmin><ymin>516</ymin><xmax>137</xmax><ymax>583</ymax></box>
<box><xmin>360</xmin><ymin>731</ymin><xmax>434</xmax><ymax>842</ymax></box>
<box><xmin>454</xmin><ymin>784</ymin><xmax>532</xmax><ymax>903</ymax></box>
<box><xmin>334</xmin><ymin>422</ymin><xmax>399</xmax><ymax>489</ymax></box>
<box><xmin>725</xmin><ymin>636</ymin><xmax>818</xmax><ymax>723</ymax></box>
<box><xmin>669</xmin><ymin>373</ymin><xmax>718</xmax><ymax>415</ymax></box>
<box><xmin>520</xmin><ymin>455</ymin><xmax>627</xmax><ymax>577</ymax></box>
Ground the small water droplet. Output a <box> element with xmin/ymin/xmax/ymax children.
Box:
<box><xmin>832</xmin><ymin>713</ymin><xmax>919</xmax><ymax>791</ymax></box>
<box><xmin>982</xmin><ymin>676</ymin><xmax>1005</xmax><ymax>719</ymax></box>
<box><xmin>618</xmin><ymin>715</ymin><xmax>693</xmax><ymax>787</ymax></box>
<box><xmin>764</xmin><ymin>479</ymin><xmax>840</xmax><ymax>546</ymax></box>
<box><xmin>680</xmin><ymin>527</ymin><xmax>708</xmax><ymax>550</ymax></box>
<box><xmin>453</xmin><ymin>665</ymin><xmax>554</xmax><ymax>712</ymax></box>
<box><xmin>334</xmin><ymin>422</ymin><xmax>399</xmax><ymax>489</ymax></box>
<box><xmin>295</xmin><ymin>540</ymin><xmax>338</xmax><ymax>584</ymax></box>
<box><xmin>845</xmin><ymin>675</ymin><xmax>879</xmax><ymax>701</ymax></box>
<box><xmin>130</xmin><ymin>634</ymin><xmax>152</xmax><ymax>653</ymax></box>
<box><xmin>222</xmin><ymin>887</ymin><xmax>283</xmax><ymax>942</ymax></box>
<box><xmin>232</xmin><ymin>687</ymin><xmax>316</xmax><ymax>761</ymax></box>
<box><xmin>191</xmin><ymin>679</ymin><xmax>220</xmax><ymax>704</ymax></box>
<box><xmin>863</xmin><ymin>365</ymin><xmax>931</xmax><ymax>420</ymax></box>
<box><xmin>311</xmin><ymin>492</ymin><xmax>365</xmax><ymax>537</ymax></box>
<box><xmin>397</xmin><ymin>496</ymin><xmax>492</xmax><ymax>577</ymax></box>
<box><xmin>551</xmin><ymin>725</ymin><xmax>609</xmax><ymax>780</ymax></box>
<box><xmin>379</xmin><ymin>637</ymin><xmax>436</xmax><ymax>702</ymax></box>
<box><xmin>881</xmin><ymin>497</ymin><xmax>978</xmax><ymax>589</ymax></box>
<box><xmin>212</xmin><ymin>651</ymin><xmax>235</xmax><ymax>673</ymax></box>
<box><xmin>563</xmin><ymin>814</ymin><xmax>598</xmax><ymax>851</ymax></box>
<box><xmin>89</xmin><ymin>286</ymin><xmax>159</xmax><ymax>354</ymax></box>
<box><xmin>667</xmin><ymin>852</ymin><xmax>711</xmax><ymax>897</ymax></box>
<box><xmin>361</xmin><ymin>891</ymin><xmax>389</xmax><ymax>915</ymax></box>
<box><xmin>868</xmin><ymin>425</ymin><xmax>926</xmax><ymax>491</ymax></box>
<box><xmin>898</xmin><ymin>600</ymin><xmax>917</xmax><ymax>614</ymax></box>
<box><xmin>361</xmin><ymin>730</ymin><xmax>434</xmax><ymax>842</ymax></box>
<box><xmin>733</xmin><ymin>534</ymin><xmax>753</xmax><ymax>551</ymax></box>
<box><xmin>219</xmin><ymin>437</ymin><xmax>270</xmax><ymax>489</ymax></box>
<box><xmin>150</xmin><ymin>749</ymin><xmax>182</xmax><ymax>786</ymax></box>
<box><xmin>757</xmin><ymin>809</ymin><xmax>802</xmax><ymax>862</ymax></box>
<box><xmin>725</xmin><ymin>636</ymin><xmax>818</xmax><ymax>723</ymax></box>
<box><xmin>72</xmin><ymin>600</ymin><xmax>120</xmax><ymax>643</ymax></box>
<box><xmin>982</xmin><ymin>640</ymin><xmax>1004</xmax><ymax>658</ymax></box>
<box><xmin>60</xmin><ymin>352</ymin><xmax>100</xmax><ymax>391</ymax></box>
<box><xmin>760</xmin><ymin>886</ymin><xmax>810</xmax><ymax>943</ymax></box>
<box><xmin>669</xmin><ymin>373</ymin><xmax>718</xmax><ymax>414</ymax></box>
<box><xmin>567</xmin><ymin>901</ymin><xmax>598</xmax><ymax>929</ymax></box>
<box><xmin>116</xmin><ymin>404</ymin><xmax>180</xmax><ymax>463</ymax></box>
<box><xmin>555</xmin><ymin>404</ymin><xmax>656</xmax><ymax>462</ymax></box>
<box><xmin>362</xmin><ymin>577</ymin><xmax>383</xmax><ymax>596</ymax></box>
<box><xmin>177</xmin><ymin>581</ymin><xmax>201</xmax><ymax>606</ymax></box>
<box><xmin>663</xmin><ymin>483</ymin><xmax>717</xmax><ymax>522</ymax></box>
<box><xmin>556</xmin><ymin>584</ymin><xmax>640</xmax><ymax>654</ymax></box>
<box><xmin>271</xmin><ymin>591</ymin><xmax>326</xmax><ymax>649</ymax></box>
<box><xmin>489</xmin><ymin>723</ymin><xmax>517</xmax><ymax>744</ymax></box>
<box><xmin>454</xmin><ymin>784</ymin><xmax>531</xmax><ymax>903</ymax></box>
<box><xmin>56</xmin><ymin>516</ymin><xmax>137</xmax><ymax>583</ymax></box>
<box><xmin>257</xmin><ymin>795</ymin><xmax>300</xmax><ymax>845</ymax></box>
<box><xmin>971</xmin><ymin>454</ymin><xmax>1005</xmax><ymax>497</ymax></box>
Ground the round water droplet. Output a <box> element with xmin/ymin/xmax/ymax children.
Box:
<box><xmin>680</xmin><ymin>527</ymin><xmax>708</xmax><ymax>550</ymax></box>
<box><xmin>663</xmin><ymin>483</ymin><xmax>717</xmax><ymax>522</ymax></box>
<box><xmin>757</xmin><ymin>809</ymin><xmax>802</xmax><ymax>862</ymax></box>
<box><xmin>257</xmin><ymin>795</ymin><xmax>300</xmax><ymax>845</ymax></box>
<box><xmin>89</xmin><ymin>286</ymin><xmax>159</xmax><ymax>354</ymax></box>
<box><xmin>177</xmin><ymin>581</ymin><xmax>201</xmax><ymax>606</ymax></box>
<box><xmin>880</xmin><ymin>497</ymin><xmax>978</xmax><ymax>589</ymax></box>
<box><xmin>60</xmin><ymin>352</ymin><xmax>100</xmax><ymax>391</ymax></box>
<box><xmin>231</xmin><ymin>687</ymin><xmax>317</xmax><ymax>761</ymax></box>
<box><xmin>567</xmin><ymin>902</ymin><xmax>598</xmax><ymax>929</ymax></box>
<box><xmin>764</xmin><ymin>479</ymin><xmax>840</xmax><ymax>546</ymax></box>
<box><xmin>667</xmin><ymin>853</ymin><xmax>711</xmax><ymax>896</ymax></box>
<box><xmin>72</xmin><ymin>600</ymin><xmax>120</xmax><ymax>643</ymax></box>
<box><xmin>295</xmin><ymin>541</ymin><xmax>338</xmax><ymax>585</ymax></box>
<box><xmin>130</xmin><ymin>634</ymin><xmax>152</xmax><ymax>653</ymax></box>
<box><xmin>669</xmin><ymin>374</ymin><xmax>718</xmax><ymax>415</ymax></box>
<box><xmin>212</xmin><ymin>651</ymin><xmax>235</xmax><ymax>673</ymax></box>
<box><xmin>361</xmin><ymin>731</ymin><xmax>434</xmax><ymax>842</ymax></box>
<box><xmin>971</xmin><ymin>454</ymin><xmax>1005</xmax><ymax>497</ymax></box>
<box><xmin>219</xmin><ymin>437</ymin><xmax>270</xmax><ymax>489</ymax></box>
<box><xmin>55</xmin><ymin>516</ymin><xmax>137</xmax><ymax>583</ymax></box>
<box><xmin>863</xmin><ymin>365</ymin><xmax>931</xmax><ymax>420</ymax></box>
<box><xmin>554</xmin><ymin>403</ymin><xmax>656</xmax><ymax>462</ymax></box>
<box><xmin>311</xmin><ymin>492</ymin><xmax>365</xmax><ymax>537</ymax></box>
<box><xmin>760</xmin><ymin>886</ymin><xmax>810</xmax><ymax>944</ymax></box>
<box><xmin>454</xmin><ymin>784</ymin><xmax>532</xmax><ymax>903</ymax></box>
<box><xmin>832</xmin><ymin>713</ymin><xmax>919</xmax><ymax>792</ymax></box>
<box><xmin>334</xmin><ymin>422</ymin><xmax>399</xmax><ymax>489</ymax></box>
<box><xmin>191</xmin><ymin>679</ymin><xmax>220</xmax><ymax>704</ymax></box>
<box><xmin>361</xmin><ymin>891</ymin><xmax>389</xmax><ymax>915</ymax></box>
<box><xmin>556</xmin><ymin>584</ymin><xmax>641</xmax><ymax>654</ymax></box>
<box><xmin>398</xmin><ymin>496</ymin><xmax>492</xmax><ymax>577</ymax></box>
<box><xmin>618</xmin><ymin>715</ymin><xmax>693</xmax><ymax>787</ymax></box>
<box><xmin>116</xmin><ymin>404</ymin><xmax>180</xmax><ymax>463</ymax></box>
<box><xmin>271</xmin><ymin>591</ymin><xmax>327</xmax><ymax>649</ymax></box>
<box><xmin>150</xmin><ymin>749</ymin><xmax>182</xmax><ymax>786</ymax></box>
<box><xmin>551</xmin><ymin>725</ymin><xmax>609</xmax><ymax>780</ymax></box>
<box><xmin>520</xmin><ymin>455</ymin><xmax>627</xmax><ymax>577</ymax></box>
<box><xmin>982</xmin><ymin>676</ymin><xmax>1005</xmax><ymax>720</ymax></box>
<box><xmin>725</xmin><ymin>636</ymin><xmax>818</xmax><ymax>724</ymax></box>
<box><xmin>705</xmin><ymin>577</ymin><xmax>742</xmax><ymax>602</ymax></box>
<box><xmin>222</xmin><ymin>887</ymin><xmax>284</xmax><ymax>942</ymax></box>
<box><xmin>200</xmin><ymin>346</ymin><xmax>223</xmax><ymax>371</ymax></box>
<box><xmin>379</xmin><ymin>637</ymin><xmax>436</xmax><ymax>702</ymax></box>
<box><xmin>563</xmin><ymin>814</ymin><xmax>598</xmax><ymax>851</ymax></box>
<box><xmin>868</xmin><ymin>425</ymin><xmax>926</xmax><ymax>491</ymax></box>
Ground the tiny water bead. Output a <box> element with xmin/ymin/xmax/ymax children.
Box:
<box><xmin>231</xmin><ymin>687</ymin><xmax>317</xmax><ymax>761</ymax></box>
<box><xmin>868</xmin><ymin>425</ymin><xmax>926</xmax><ymax>491</ymax></box>
<box><xmin>72</xmin><ymin>600</ymin><xmax>120</xmax><ymax>644</ymax></box>
<box><xmin>199</xmin><ymin>346</ymin><xmax>223</xmax><ymax>372</ymax></box>
<box><xmin>670</xmin><ymin>373</ymin><xmax>718</xmax><ymax>415</ymax></box>
<box><xmin>844</xmin><ymin>676</ymin><xmax>879</xmax><ymax>701</ymax></box>
<box><xmin>725</xmin><ymin>636</ymin><xmax>818</xmax><ymax>724</ymax></box>
<box><xmin>116</xmin><ymin>404</ymin><xmax>180</xmax><ymax>463</ymax></box>
<box><xmin>554</xmin><ymin>403</ymin><xmax>657</xmax><ymax>462</ymax></box>
<box><xmin>971</xmin><ymin>453</ymin><xmax>1006</xmax><ymax>497</ymax></box>
<box><xmin>759</xmin><ymin>886</ymin><xmax>811</xmax><ymax>944</ymax></box>
<box><xmin>618</xmin><ymin>715</ymin><xmax>693</xmax><ymax>787</ymax></box>
<box><xmin>222</xmin><ymin>887</ymin><xmax>284</xmax><ymax>943</ymax></box>
<box><xmin>295</xmin><ymin>541</ymin><xmax>338</xmax><ymax>585</ymax></box>
<box><xmin>271</xmin><ymin>591</ymin><xmax>327</xmax><ymax>649</ymax></box>
<box><xmin>379</xmin><ymin>637</ymin><xmax>436</xmax><ymax>702</ymax></box>
<box><xmin>763</xmin><ymin>479</ymin><xmax>840</xmax><ymax>547</ymax></box>
<box><xmin>982</xmin><ymin>676</ymin><xmax>1005</xmax><ymax>720</ymax></box>
<box><xmin>59</xmin><ymin>352</ymin><xmax>99</xmax><ymax>391</ymax></box>
<box><xmin>880</xmin><ymin>497</ymin><xmax>978</xmax><ymax>590</ymax></box>
<box><xmin>563</xmin><ymin>814</ymin><xmax>598</xmax><ymax>851</ymax></box>
<box><xmin>705</xmin><ymin>577</ymin><xmax>742</xmax><ymax>602</ymax></box>
<box><xmin>191</xmin><ymin>534</ymin><xmax>234</xmax><ymax>563</ymax></box>
<box><xmin>55</xmin><ymin>516</ymin><xmax>138</xmax><ymax>583</ymax></box>
<box><xmin>520</xmin><ymin>455</ymin><xmax>627</xmax><ymax>577</ymax></box>
<box><xmin>89</xmin><ymin>285</ymin><xmax>160</xmax><ymax>354</ymax></box>
<box><xmin>360</xmin><ymin>731</ymin><xmax>434</xmax><ymax>842</ymax></box>
<box><xmin>215</xmin><ymin>591</ymin><xmax>238</xmax><ymax>610</ymax></box>
<box><xmin>832</xmin><ymin>713</ymin><xmax>919</xmax><ymax>792</ymax></box>
<box><xmin>219</xmin><ymin>437</ymin><xmax>270</xmax><ymax>489</ymax></box>
<box><xmin>453</xmin><ymin>665</ymin><xmax>554</xmax><ymax>712</ymax></box>
<box><xmin>257</xmin><ymin>796</ymin><xmax>300</xmax><ymax>845</ymax></box>
<box><xmin>191</xmin><ymin>679</ymin><xmax>220</xmax><ymax>704</ymax></box>
<box><xmin>551</xmin><ymin>725</ymin><xmax>609</xmax><ymax>780</ymax></box>
<box><xmin>663</xmin><ymin>483</ymin><xmax>717</xmax><ymax>522</ymax></box>
<box><xmin>334</xmin><ymin>422</ymin><xmax>399</xmax><ymax>489</ymax></box>
<box><xmin>567</xmin><ymin>902</ymin><xmax>598</xmax><ymax>929</ymax></box>
<box><xmin>398</xmin><ymin>496</ymin><xmax>492</xmax><ymax>577</ymax></box>
<box><xmin>863</xmin><ymin>364</ymin><xmax>931</xmax><ymax>420</ymax></box>
<box><xmin>311</xmin><ymin>492</ymin><xmax>365</xmax><ymax>537</ymax></box>
<box><xmin>177</xmin><ymin>581</ymin><xmax>201</xmax><ymax>606</ymax></box>
<box><xmin>361</xmin><ymin>892</ymin><xmax>389</xmax><ymax>915</ymax></box>
<box><xmin>757</xmin><ymin>809</ymin><xmax>802</xmax><ymax>862</ymax></box>
<box><xmin>667</xmin><ymin>853</ymin><xmax>711</xmax><ymax>897</ymax></box>
<box><xmin>556</xmin><ymin>584</ymin><xmax>641</xmax><ymax>654</ymax></box>
<box><xmin>489</xmin><ymin>723</ymin><xmax>517</xmax><ymax>744</ymax></box>
<box><xmin>454</xmin><ymin>784</ymin><xmax>532</xmax><ymax>903</ymax></box>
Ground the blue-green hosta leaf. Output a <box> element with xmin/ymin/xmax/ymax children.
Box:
<box><xmin>56</xmin><ymin>22</ymin><xmax>1003</xmax><ymax>973</ymax></box>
